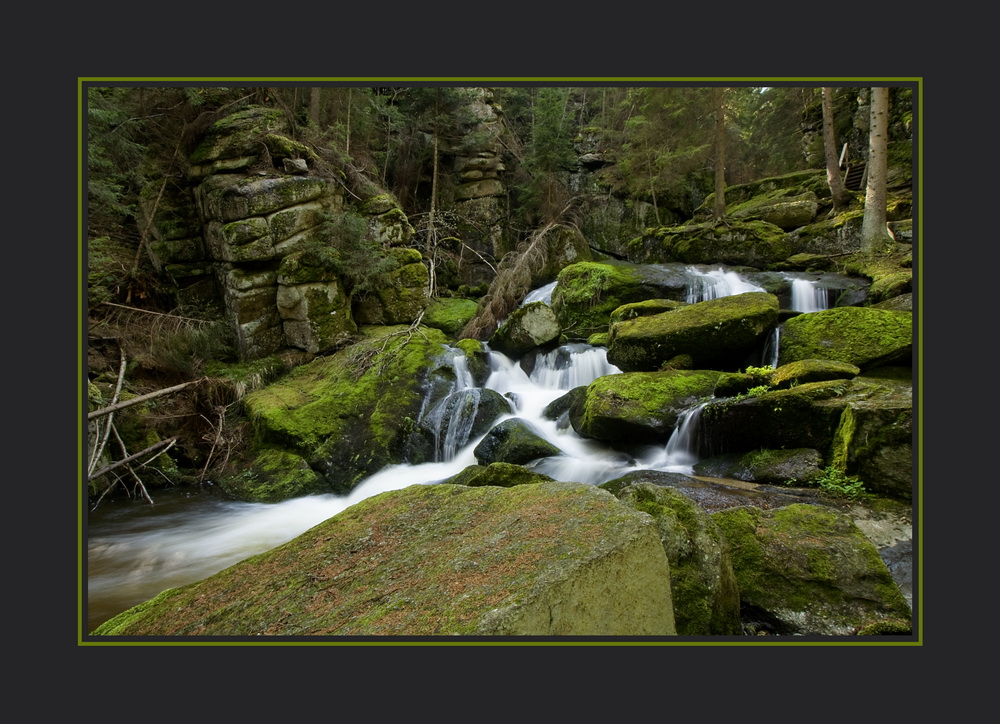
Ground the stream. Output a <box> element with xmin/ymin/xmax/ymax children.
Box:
<box><xmin>86</xmin><ymin>265</ymin><xmax>852</xmax><ymax>632</ymax></box>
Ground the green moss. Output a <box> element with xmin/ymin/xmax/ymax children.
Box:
<box><xmin>243</xmin><ymin>325</ymin><xmax>451</xmax><ymax>492</ymax></box>
<box><xmin>423</xmin><ymin>297</ymin><xmax>482</xmax><ymax>336</ymax></box>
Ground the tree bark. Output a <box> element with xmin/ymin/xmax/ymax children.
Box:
<box><xmin>713</xmin><ymin>87</ymin><xmax>727</xmax><ymax>219</ymax></box>
<box><xmin>822</xmin><ymin>87</ymin><xmax>853</xmax><ymax>212</ymax></box>
<box><xmin>861</xmin><ymin>87</ymin><xmax>893</xmax><ymax>253</ymax></box>
<box><xmin>309</xmin><ymin>87</ymin><xmax>321</xmax><ymax>127</ymax></box>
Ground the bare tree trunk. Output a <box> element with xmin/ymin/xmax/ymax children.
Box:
<box><xmin>861</xmin><ymin>87</ymin><xmax>893</xmax><ymax>253</ymax></box>
<box><xmin>822</xmin><ymin>87</ymin><xmax>853</xmax><ymax>213</ymax></box>
<box><xmin>427</xmin><ymin>132</ymin><xmax>440</xmax><ymax>298</ymax></box>
<box><xmin>309</xmin><ymin>87</ymin><xmax>321</xmax><ymax>127</ymax></box>
<box><xmin>713</xmin><ymin>87</ymin><xmax>727</xmax><ymax>219</ymax></box>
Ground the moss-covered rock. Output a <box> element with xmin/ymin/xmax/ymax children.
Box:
<box><xmin>242</xmin><ymin>325</ymin><xmax>453</xmax><ymax>493</ymax></box>
<box><xmin>609</xmin><ymin>298</ymin><xmax>688</xmax><ymax>325</ymax></box>
<box><xmin>613</xmin><ymin>482</ymin><xmax>741</xmax><ymax>635</ymax></box>
<box><xmin>489</xmin><ymin>301</ymin><xmax>561</xmax><ymax>357</ymax></box>
<box><xmin>777</xmin><ymin>306</ymin><xmax>912</xmax><ymax>370</ymax></box>
<box><xmin>443</xmin><ymin>462</ymin><xmax>556</xmax><ymax>488</ymax></box>
<box><xmin>91</xmin><ymin>481</ymin><xmax>676</xmax><ymax>636</ymax></box>
<box><xmin>549</xmin><ymin>262</ymin><xmax>649</xmax><ymax>341</ymax></box>
<box><xmin>770</xmin><ymin>359</ymin><xmax>861</xmax><ymax>389</ymax></box>
<box><xmin>219</xmin><ymin>448</ymin><xmax>327</xmax><ymax>502</ymax></box>
<box><xmin>353</xmin><ymin>253</ymin><xmax>429</xmax><ymax>326</ymax></box>
<box><xmin>712</xmin><ymin>503</ymin><xmax>911</xmax><ymax>635</ymax></box>
<box><xmin>627</xmin><ymin>219</ymin><xmax>794</xmax><ymax>267</ymax></box>
<box><xmin>570</xmin><ymin>370</ymin><xmax>722</xmax><ymax>443</ymax></box>
<box><xmin>693</xmin><ymin>448</ymin><xmax>825</xmax><ymax>486</ymax></box>
<box><xmin>473</xmin><ymin>417</ymin><xmax>562</xmax><ymax>466</ymax></box>
<box><xmin>702</xmin><ymin>379</ymin><xmax>850</xmax><ymax>454</ymax></box>
<box><xmin>423</xmin><ymin>297</ymin><xmax>480</xmax><ymax>336</ymax></box>
<box><xmin>607</xmin><ymin>292</ymin><xmax>779</xmax><ymax>372</ymax></box>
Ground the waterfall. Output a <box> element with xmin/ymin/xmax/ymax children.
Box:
<box><xmin>663</xmin><ymin>401</ymin><xmax>709</xmax><ymax>466</ymax></box>
<box><xmin>419</xmin><ymin>350</ymin><xmax>494</xmax><ymax>462</ymax></box>
<box><xmin>761</xmin><ymin>327</ymin><xmax>781</xmax><ymax>368</ymax></box>
<box><xmin>521</xmin><ymin>280</ymin><xmax>558</xmax><ymax>306</ymax></box>
<box><xmin>685</xmin><ymin>265</ymin><xmax>765</xmax><ymax>303</ymax></box>
<box><xmin>789</xmin><ymin>277</ymin><xmax>830</xmax><ymax>313</ymax></box>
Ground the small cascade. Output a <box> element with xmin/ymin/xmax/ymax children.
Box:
<box><xmin>419</xmin><ymin>350</ymin><xmax>499</xmax><ymax>462</ymax></box>
<box><xmin>663</xmin><ymin>400</ymin><xmax>709</xmax><ymax>467</ymax></box>
<box><xmin>685</xmin><ymin>266</ymin><xmax>765</xmax><ymax>303</ymax></box>
<box><xmin>789</xmin><ymin>277</ymin><xmax>830</xmax><ymax>313</ymax></box>
<box><xmin>521</xmin><ymin>281</ymin><xmax>558</xmax><ymax>306</ymax></box>
<box><xmin>528</xmin><ymin>343</ymin><xmax>621</xmax><ymax>391</ymax></box>
<box><xmin>761</xmin><ymin>327</ymin><xmax>781</xmax><ymax>368</ymax></box>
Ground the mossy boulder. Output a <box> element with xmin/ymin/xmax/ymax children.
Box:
<box><xmin>627</xmin><ymin>219</ymin><xmax>794</xmax><ymax>267</ymax></box>
<box><xmin>569</xmin><ymin>370</ymin><xmax>722</xmax><ymax>443</ymax></box>
<box><xmin>242</xmin><ymin>325</ymin><xmax>454</xmax><ymax>494</ymax></box>
<box><xmin>473</xmin><ymin>417</ymin><xmax>562</xmax><ymax>466</ymax></box>
<box><xmin>693</xmin><ymin>448</ymin><xmax>825</xmax><ymax>486</ymax></box>
<box><xmin>443</xmin><ymin>462</ymin><xmax>556</xmax><ymax>488</ymax></box>
<box><xmin>353</xmin><ymin>253</ymin><xmax>429</xmax><ymax>326</ymax></box>
<box><xmin>818</xmin><ymin>371</ymin><xmax>913</xmax><ymax>500</ymax></box>
<box><xmin>422</xmin><ymin>297</ymin><xmax>480</xmax><ymax>336</ymax></box>
<box><xmin>770</xmin><ymin>359</ymin><xmax>861</xmax><ymax>389</ymax></box>
<box><xmin>275</xmin><ymin>260</ymin><xmax>356</xmax><ymax>354</ymax></box>
<box><xmin>609</xmin><ymin>298</ymin><xmax>688</xmax><ymax>325</ymax></box>
<box><xmin>92</xmin><ymin>481</ymin><xmax>676</xmax><ymax>636</ymax></box>
<box><xmin>728</xmin><ymin>190</ymin><xmax>820</xmax><ymax>230</ymax></box>
<box><xmin>703</xmin><ymin>374</ymin><xmax>912</xmax><ymax>500</ymax></box>
<box><xmin>219</xmin><ymin>448</ymin><xmax>327</xmax><ymax>502</ymax></box>
<box><xmin>702</xmin><ymin>379</ymin><xmax>850</xmax><ymax>454</ymax></box>
<box><xmin>613</xmin><ymin>482</ymin><xmax>741</xmax><ymax>635</ymax></box>
<box><xmin>489</xmin><ymin>301</ymin><xmax>561</xmax><ymax>357</ymax></box>
<box><xmin>607</xmin><ymin>292</ymin><xmax>779</xmax><ymax>372</ymax></box>
<box><xmin>550</xmin><ymin>262</ymin><xmax>655</xmax><ymax>341</ymax></box>
<box><xmin>188</xmin><ymin>106</ymin><xmax>290</xmax><ymax>174</ymax></box>
<box><xmin>777</xmin><ymin>306</ymin><xmax>912</xmax><ymax>370</ymax></box>
<box><xmin>712</xmin><ymin>503</ymin><xmax>911</xmax><ymax>635</ymax></box>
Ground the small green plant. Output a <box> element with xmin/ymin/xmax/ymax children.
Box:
<box><xmin>814</xmin><ymin>466</ymin><xmax>869</xmax><ymax>501</ymax></box>
<box><xmin>746</xmin><ymin>385</ymin><xmax>771</xmax><ymax>398</ymax></box>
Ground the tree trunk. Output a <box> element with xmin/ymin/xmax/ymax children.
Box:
<box><xmin>427</xmin><ymin>132</ymin><xmax>440</xmax><ymax>298</ymax></box>
<box><xmin>713</xmin><ymin>87</ymin><xmax>727</xmax><ymax>219</ymax></box>
<box><xmin>309</xmin><ymin>87</ymin><xmax>321</xmax><ymax>127</ymax></box>
<box><xmin>822</xmin><ymin>87</ymin><xmax>853</xmax><ymax>213</ymax></box>
<box><xmin>860</xmin><ymin>87</ymin><xmax>893</xmax><ymax>253</ymax></box>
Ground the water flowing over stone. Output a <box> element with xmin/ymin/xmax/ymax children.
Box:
<box><xmin>685</xmin><ymin>265</ymin><xmax>766</xmax><ymax>303</ymax></box>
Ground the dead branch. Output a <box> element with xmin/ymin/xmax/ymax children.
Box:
<box><xmin>88</xmin><ymin>378</ymin><xmax>205</xmax><ymax>421</ymax></box>
<box><xmin>88</xmin><ymin>348</ymin><xmax>128</xmax><ymax>476</ymax></box>
<box><xmin>88</xmin><ymin>436</ymin><xmax>178</xmax><ymax>482</ymax></box>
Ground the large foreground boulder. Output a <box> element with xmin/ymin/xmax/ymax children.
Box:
<box><xmin>92</xmin><ymin>482</ymin><xmax>677</xmax><ymax>636</ymax></box>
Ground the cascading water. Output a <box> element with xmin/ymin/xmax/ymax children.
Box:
<box><xmin>419</xmin><ymin>350</ymin><xmax>502</xmax><ymax>462</ymax></box>
<box><xmin>789</xmin><ymin>277</ymin><xmax>830</xmax><ymax>313</ymax></box>
<box><xmin>521</xmin><ymin>280</ymin><xmax>558</xmax><ymax>306</ymax></box>
<box><xmin>685</xmin><ymin>265</ymin><xmax>765</xmax><ymax>303</ymax></box>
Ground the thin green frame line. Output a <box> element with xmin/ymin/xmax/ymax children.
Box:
<box><xmin>78</xmin><ymin>77</ymin><xmax>922</xmax><ymax>646</ymax></box>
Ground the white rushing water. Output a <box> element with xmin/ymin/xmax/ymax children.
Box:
<box><xmin>685</xmin><ymin>265</ymin><xmax>765</xmax><ymax>303</ymax></box>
